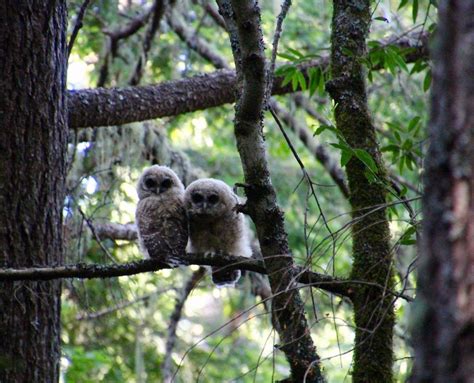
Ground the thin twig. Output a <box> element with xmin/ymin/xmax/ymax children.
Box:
<box><xmin>68</xmin><ymin>0</ymin><xmax>93</xmax><ymax>58</ymax></box>
<box><xmin>266</xmin><ymin>0</ymin><xmax>292</xmax><ymax>105</ymax></box>
<box><xmin>161</xmin><ymin>268</ymin><xmax>206</xmax><ymax>383</ymax></box>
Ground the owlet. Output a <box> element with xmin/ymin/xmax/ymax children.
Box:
<box><xmin>135</xmin><ymin>165</ymin><xmax>188</xmax><ymax>264</ymax></box>
<box><xmin>184</xmin><ymin>178</ymin><xmax>252</xmax><ymax>287</ymax></box>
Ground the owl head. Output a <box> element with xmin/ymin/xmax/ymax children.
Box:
<box><xmin>184</xmin><ymin>178</ymin><xmax>239</xmax><ymax>219</ymax></box>
<box><xmin>137</xmin><ymin>165</ymin><xmax>185</xmax><ymax>200</ymax></box>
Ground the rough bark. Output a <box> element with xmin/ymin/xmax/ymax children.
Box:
<box><xmin>67</xmin><ymin>34</ymin><xmax>427</xmax><ymax>129</ymax></box>
<box><xmin>412</xmin><ymin>0</ymin><xmax>474</xmax><ymax>381</ymax></box>
<box><xmin>217</xmin><ymin>1</ymin><xmax>324</xmax><ymax>381</ymax></box>
<box><xmin>327</xmin><ymin>1</ymin><xmax>395</xmax><ymax>381</ymax></box>
<box><xmin>0</xmin><ymin>1</ymin><xmax>68</xmax><ymax>381</ymax></box>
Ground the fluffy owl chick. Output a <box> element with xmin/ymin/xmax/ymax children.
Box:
<box><xmin>135</xmin><ymin>165</ymin><xmax>188</xmax><ymax>263</ymax></box>
<box><xmin>184</xmin><ymin>178</ymin><xmax>252</xmax><ymax>287</ymax></box>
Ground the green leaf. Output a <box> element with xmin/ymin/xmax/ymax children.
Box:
<box><xmin>413</xmin><ymin>0</ymin><xmax>419</xmax><ymax>22</ymax></box>
<box><xmin>374</xmin><ymin>16</ymin><xmax>389</xmax><ymax>23</ymax></box>
<box><xmin>408</xmin><ymin>116</ymin><xmax>421</xmax><ymax>131</ymax></box>
<box><xmin>399</xmin><ymin>155</ymin><xmax>405</xmax><ymax>173</ymax></box>
<box><xmin>277</xmin><ymin>52</ymin><xmax>298</xmax><ymax>61</ymax></box>
<box><xmin>394</xmin><ymin>131</ymin><xmax>402</xmax><ymax>143</ymax></box>
<box><xmin>354</xmin><ymin>149</ymin><xmax>378</xmax><ymax>173</ymax></box>
<box><xmin>318</xmin><ymin>70</ymin><xmax>326</xmax><ymax>95</ymax></box>
<box><xmin>340</xmin><ymin>150</ymin><xmax>353</xmax><ymax>167</ymax></box>
<box><xmin>410</xmin><ymin>59</ymin><xmax>428</xmax><ymax>74</ymax></box>
<box><xmin>308</xmin><ymin>68</ymin><xmax>319</xmax><ymax>96</ymax></box>
<box><xmin>423</xmin><ymin>69</ymin><xmax>432</xmax><ymax>91</ymax></box>
<box><xmin>281</xmin><ymin>72</ymin><xmax>294</xmax><ymax>87</ymax></box>
<box><xmin>364</xmin><ymin>169</ymin><xmax>377</xmax><ymax>183</ymax></box>
<box><xmin>287</xmin><ymin>47</ymin><xmax>305</xmax><ymax>59</ymax></box>
<box><xmin>384</xmin><ymin>50</ymin><xmax>397</xmax><ymax>75</ymax></box>
<box><xmin>314</xmin><ymin>125</ymin><xmax>328</xmax><ymax>136</ymax></box>
<box><xmin>381</xmin><ymin>144</ymin><xmax>400</xmax><ymax>153</ymax></box>
<box><xmin>297</xmin><ymin>71</ymin><xmax>307</xmax><ymax>91</ymax></box>
<box><xmin>398</xmin><ymin>0</ymin><xmax>409</xmax><ymax>10</ymax></box>
<box><xmin>387</xmin><ymin>47</ymin><xmax>409</xmax><ymax>72</ymax></box>
<box><xmin>274</xmin><ymin>64</ymin><xmax>293</xmax><ymax>76</ymax></box>
<box><xmin>368</xmin><ymin>40</ymin><xmax>381</xmax><ymax>49</ymax></box>
<box><xmin>400</xmin><ymin>226</ymin><xmax>417</xmax><ymax>245</ymax></box>
<box><xmin>291</xmin><ymin>72</ymin><xmax>299</xmax><ymax>91</ymax></box>
<box><xmin>330</xmin><ymin>142</ymin><xmax>351</xmax><ymax>151</ymax></box>
<box><xmin>402</xmin><ymin>138</ymin><xmax>413</xmax><ymax>150</ymax></box>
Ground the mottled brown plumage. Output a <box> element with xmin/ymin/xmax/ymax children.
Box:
<box><xmin>184</xmin><ymin>178</ymin><xmax>252</xmax><ymax>287</ymax></box>
<box><xmin>135</xmin><ymin>165</ymin><xmax>188</xmax><ymax>263</ymax></box>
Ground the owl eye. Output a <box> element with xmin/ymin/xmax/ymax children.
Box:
<box><xmin>161</xmin><ymin>178</ymin><xmax>173</xmax><ymax>189</ymax></box>
<box><xmin>207</xmin><ymin>194</ymin><xmax>219</xmax><ymax>204</ymax></box>
<box><xmin>191</xmin><ymin>192</ymin><xmax>204</xmax><ymax>203</ymax></box>
<box><xmin>144</xmin><ymin>178</ymin><xmax>158</xmax><ymax>189</ymax></box>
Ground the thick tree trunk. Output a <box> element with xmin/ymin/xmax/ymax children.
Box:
<box><xmin>327</xmin><ymin>1</ymin><xmax>394</xmax><ymax>382</ymax></box>
<box><xmin>0</xmin><ymin>1</ymin><xmax>68</xmax><ymax>381</ymax></box>
<box><xmin>412</xmin><ymin>0</ymin><xmax>474</xmax><ymax>381</ymax></box>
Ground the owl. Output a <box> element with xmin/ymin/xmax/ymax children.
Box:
<box><xmin>135</xmin><ymin>165</ymin><xmax>188</xmax><ymax>264</ymax></box>
<box><xmin>184</xmin><ymin>178</ymin><xmax>252</xmax><ymax>287</ymax></box>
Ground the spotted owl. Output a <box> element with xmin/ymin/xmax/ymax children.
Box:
<box><xmin>135</xmin><ymin>165</ymin><xmax>188</xmax><ymax>263</ymax></box>
<box><xmin>184</xmin><ymin>178</ymin><xmax>252</xmax><ymax>287</ymax></box>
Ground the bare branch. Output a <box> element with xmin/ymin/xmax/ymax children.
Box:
<box><xmin>195</xmin><ymin>0</ymin><xmax>227</xmax><ymax>29</ymax></box>
<box><xmin>166</xmin><ymin>9</ymin><xmax>228</xmax><ymax>69</ymax></box>
<box><xmin>0</xmin><ymin>252</ymin><xmax>352</xmax><ymax>298</ymax></box>
<box><xmin>266</xmin><ymin>0</ymin><xmax>292</xmax><ymax>103</ymax></box>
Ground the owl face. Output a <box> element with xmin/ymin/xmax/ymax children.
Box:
<box><xmin>137</xmin><ymin>165</ymin><xmax>184</xmax><ymax>200</ymax></box>
<box><xmin>184</xmin><ymin>179</ymin><xmax>238</xmax><ymax>219</ymax></box>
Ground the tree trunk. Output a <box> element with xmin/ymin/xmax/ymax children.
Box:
<box><xmin>412</xmin><ymin>0</ymin><xmax>474</xmax><ymax>381</ymax></box>
<box><xmin>217</xmin><ymin>1</ymin><xmax>325</xmax><ymax>381</ymax></box>
<box><xmin>327</xmin><ymin>1</ymin><xmax>395</xmax><ymax>381</ymax></box>
<box><xmin>0</xmin><ymin>1</ymin><xmax>68</xmax><ymax>381</ymax></box>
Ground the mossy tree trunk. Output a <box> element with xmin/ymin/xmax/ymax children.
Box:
<box><xmin>412</xmin><ymin>0</ymin><xmax>474</xmax><ymax>381</ymax></box>
<box><xmin>327</xmin><ymin>1</ymin><xmax>395</xmax><ymax>382</ymax></box>
<box><xmin>217</xmin><ymin>1</ymin><xmax>325</xmax><ymax>381</ymax></box>
<box><xmin>0</xmin><ymin>1</ymin><xmax>68</xmax><ymax>381</ymax></box>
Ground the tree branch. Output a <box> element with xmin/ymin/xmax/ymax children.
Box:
<box><xmin>0</xmin><ymin>253</ymin><xmax>353</xmax><ymax>298</ymax></box>
<box><xmin>166</xmin><ymin>9</ymin><xmax>228</xmax><ymax>69</ymax></box>
<box><xmin>67</xmin><ymin>34</ymin><xmax>428</xmax><ymax>129</ymax></box>
<box><xmin>129</xmin><ymin>0</ymin><xmax>167</xmax><ymax>85</ymax></box>
<box><xmin>93</xmin><ymin>222</ymin><xmax>138</xmax><ymax>241</ymax></box>
<box><xmin>68</xmin><ymin>0</ymin><xmax>93</xmax><ymax>58</ymax></box>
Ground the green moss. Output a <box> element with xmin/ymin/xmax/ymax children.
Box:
<box><xmin>329</xmin><ymin>1</ymin><xmax>395</xmax><ymax>382</ymax></box>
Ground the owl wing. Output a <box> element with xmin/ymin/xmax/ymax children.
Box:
<box><xmin>136</xmin><ymin>200</ymin><xmax>188</xmax><ymax>263</ymax></box>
